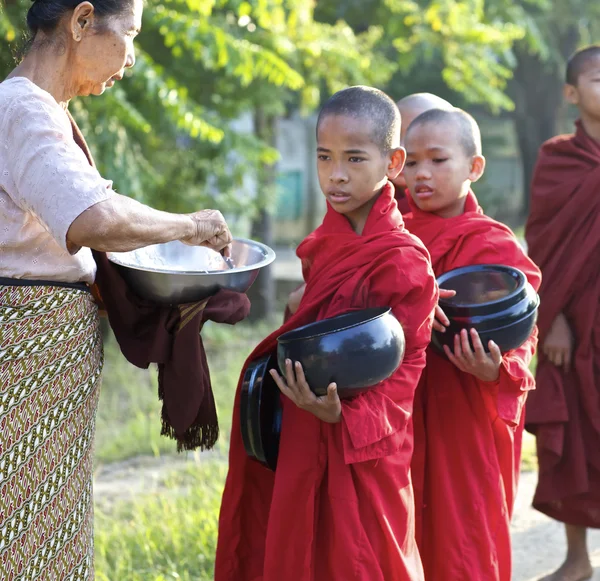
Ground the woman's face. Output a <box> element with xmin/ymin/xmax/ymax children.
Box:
<box><xmin>72</xmin><ymin>0</ymin><xmax>143</xmax><ymax>96</ymax></box>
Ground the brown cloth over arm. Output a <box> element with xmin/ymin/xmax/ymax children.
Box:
<box><xmin>69</xmin><ymin>112</ymin><xmax>250</xmax><ymax>451</ymax></box>
<box><xmin>92</xmin><ymin>252</ymin><xmax>250</xmax><ymax>450</ymax></box>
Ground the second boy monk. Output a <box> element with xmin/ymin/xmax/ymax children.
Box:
<box><xmin>215</xmin><ymin>86</ymin><xmax>438</xmax><ymax>581</ymax></box>
<box><xmin>403</xmin><ymin>108</ymin><xmax>542</xmax><ymax>581</ymax></box>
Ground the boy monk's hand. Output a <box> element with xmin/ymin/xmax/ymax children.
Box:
<box><xmin>444</xmin><ymin>328</ymin><xmax>502</xmax><ymax>382</ymax></box>
<box><xmin>543</xmin><ymin>312</ymin><xmax>573</xmax><ymax>372</ymax></box>
<box><xmin>270</xmin><ymin>360</ymin><xmax>342</xmax><ymax>423</ymax></box>
<box><xmin>432</xmin><ymin>288</ymin><xmax>456</xmax><ymax>333</ymax></box>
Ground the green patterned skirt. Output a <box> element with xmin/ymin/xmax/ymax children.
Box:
<box><xmin>0</xmin><ymin>282</ymin><xmax>103</xmax><ymax>580</ymax></box>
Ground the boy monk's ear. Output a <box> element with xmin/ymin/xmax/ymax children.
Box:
<box><xmin>387</xmin><ymin>147</ymin><xmax>406</xmax><ymax>181</ymax></box>
<box><xmin>469</xmin><ymin>155</ymin><xmax>486</xmax><ymax>183</ymax></box>
<box><xmin>564</xmin><ymin>83</ymin><xmax>579</xmax><ymax>106</ymax></box>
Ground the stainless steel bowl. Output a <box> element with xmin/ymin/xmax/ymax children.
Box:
<box><xmin>107</xmin><ymin>238</ymin><xmax>276</xmax><ymax>305</ymax></box>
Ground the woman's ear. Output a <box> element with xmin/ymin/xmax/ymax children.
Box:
<box><xmin>387</xmin><ymin>147</ymin><xmax>407</xmax><ymax>181</ymax></box>
<box><xmin>70</xmin><ymin>2</ymin><xmax>96</xmax><ymax>41</ymax></box>
<box><xmin>469</xmin><ymin>155</ymin><xmax>486</xmax><ymax>183</ymax></box>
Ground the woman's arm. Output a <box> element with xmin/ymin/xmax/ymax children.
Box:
<box><xmin>67</xmin><ymin>193</ymin><xmax>230</xmax><ymax>253</ymax></box>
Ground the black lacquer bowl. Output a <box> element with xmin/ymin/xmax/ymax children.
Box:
<box><xmin>276</xmin><ymin>307</ymin><xmax>405</xmax><ymax>399</ymax></box>
<box><xmin>240</xmin><ymin>353</ymin><xmax>282</xmax><ymax>471</ymax></box>
<box><xmin>431</xmin><ymin>264</ymin><xmax>539</xmax><ymax>355</ymax></box>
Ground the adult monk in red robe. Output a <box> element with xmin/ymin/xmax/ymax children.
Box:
<box><xmin>403</xmin><ymin>108</ymin><xmax>541</xmax><ymax>581</ymax></box>
<box><xmin>215</xmin><ymin>86</ymin><xmax>437</xmax><ymax>581</ymax></box>
<box><xmin>284</xmin><ymin>92</ymin><xmax>452</xmax><ymax>320</ymax></box>
<box><xmin>392</xmin><ymin>93</ymin><xmax>453</xmax><ymax>214</ymax></box>
<box><xmin>525</xmin><ymin>45</ymin><xmax>600</xmax><ymax>581</ymax></box>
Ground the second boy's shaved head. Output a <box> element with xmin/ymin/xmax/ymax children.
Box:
<box><xmin>405</xmin><ymin>108</ymin><xmax>482</xmax><ymax>157</ymax></box>
<box><xmin>317</xmin><ymin>86</ymin><xmax>401</xmax><ymax>152</ymax></box>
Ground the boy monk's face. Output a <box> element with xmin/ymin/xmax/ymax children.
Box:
<box><xmin>403</xmin><ymin>121</ymin><xmax>484</xmax><ymax>218</ymax></box>
<box><xmin>565</xmin><ymin>55</ymin><xmax>600</xmax><ymax>120</ymax></box>
<box><xmin>316</xmin><ymin>114</ymin><xmax>405</xmax><ymax>232</ymax></box>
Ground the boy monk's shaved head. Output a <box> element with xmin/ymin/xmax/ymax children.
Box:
<box><xmin>407</xmin><ymin>108</ymin><xmax>482</xmax><ymax>157</ymax></box>
<box><xmin>397</xmin><ymin>92</ymin><xmax>453</xmax><ymax>114</ymax></box>
<box><xmin>396</xmin><ymin>93</ymin><xmax>453</xmax><ymax>141</ymax></box>
<box><xmin>317</xmin><ymin>86</ymin><xmax>400</xmax><ymax>152</ymax></box>
<box><xmin>566</xmin><ymin>45</ymin><xmax>600</xmax><ymax>86</ymax></box>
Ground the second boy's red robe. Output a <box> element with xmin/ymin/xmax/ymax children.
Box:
<box><xmin>405</xmin><ymin>192</ymin><xmax>541</xmax><ymax>581</ymax></box>
<box><xmin>215</xmin><ymin>183</ymin><xmax>437</xmax><ymax>581</ymax></box>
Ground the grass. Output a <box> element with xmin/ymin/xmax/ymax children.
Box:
<box><xmin>94</xmin><ymin>321</ymin><xmax>274</xmax><ymax>581</ymax></box>
<box><xmin>93</xmin><ymin>318</ymin><xmax>541</xmax><ymax>580</ymax></box>
<box><xmin>95</xmin><ymin>461</ymin><xmax>227</xmax><ymax>581</ymax></box>
<box><xmin>95</xmin><ymin>319</ymin><xmax>277</xmax><ymax>463</ymax></box>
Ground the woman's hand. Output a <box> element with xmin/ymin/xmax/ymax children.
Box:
<box><xmin>444</xmin><ymin>328</ymin><xmax>502</xmax><ymax>382</ymax></box>
<box><xmin>270</xmin><ymin>360</ymin><xmax>341</xmax><ymax>423</ymax></box>
<box><xmin>433</xmin><ymin>288</ymin><xmax>456</xmax><ymax>333</ymax></box>
<box><xmin>543</xmin><ymin>312</ymin><xmax>573</xmax><ymax>372</ymax></box>
<box><xmin>182</xmin><ymin>209</ymin><xmax>232</xmax><ymax>252</ymax></box>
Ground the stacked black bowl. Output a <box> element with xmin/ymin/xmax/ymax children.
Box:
<box><xmin>431</xmin><ymin>264</ymin><xmax>539</xmax><ymax>355</ymax></box>
<box><xmin>240</xmin><ymin>307</ymin><xmax>405</xmax><ymax>471</ymax></box>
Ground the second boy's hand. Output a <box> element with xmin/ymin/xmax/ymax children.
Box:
<box><xmin>444</xmin><ymin>328</ymin><xmax>502</xmax><ymax>382</ymax></box>
<box><xmin>270</xmin><ymin>360</ymin><xmax>342</xmax><ymax>423</ymax></box>
<box><xmin>433</xmin><ymin>288</ymin><xmax>456</xmax><ymax>333</ymax></box>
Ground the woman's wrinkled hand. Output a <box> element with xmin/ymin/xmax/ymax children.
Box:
<box><xmin>543</xmin><ymin>312</ymin><xmax>573</xmax><ymax>372</ymax></box>
<box><xmin>181</xmin><ymin>209</ymin><xmax>232</xmax><ymax>252</ymax></box>
<box><xmin>433</xmin><ymin>288</ymin><xmax>456</xmax><ymax>333</ymax></box>
<box><xmin>444</xmin><ymin>328</ymin><xmax>502</xmax><ymax>382</ymax></box>
<box><xmin>270</xmin><ymin>360</ymin><xmax>342</xmax><ymax>423</ymax></box>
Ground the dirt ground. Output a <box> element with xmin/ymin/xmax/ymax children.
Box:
<box><xmin>512</xmin><ymin>471</ymin><xmax>600</xmax><ymax>581</ymax></box>
<box><xmin>94</xmin><ymin>458</ymin><xmax>600</xmax><ymax>580</ymax></box>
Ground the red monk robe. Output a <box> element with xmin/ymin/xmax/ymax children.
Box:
<box><xmin>404</xmin><ymin>191</ymin><xmax>541</xmax><ymax>581</ymax></box>
<box><xmin>524</xmin><ymin>121</ymin><xmax>600</xmax><ymax>527</ymax></box>
<box><xmin>215</xmin><ymin>183</ymin><xmax>437</xmax><ymax>581</ymax></box>
<box><xmin>394</xmin><ymin>184</ymin><xmax>412</xmax><ymax>214</ymax></box>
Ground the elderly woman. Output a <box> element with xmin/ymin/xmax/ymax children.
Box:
<box><xmin>0</xmin><ymin>0</ymin><xmax>232</xmax><ymax>577</ymax></box>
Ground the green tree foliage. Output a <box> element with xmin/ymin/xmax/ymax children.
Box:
<box><xmin>0</xmin><ymin>0</ymin><xmax>393</xmax><ymax>220</ymax></box>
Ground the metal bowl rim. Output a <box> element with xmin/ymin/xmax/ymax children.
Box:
<box><xmin>106</xmin><ymin>237</ymin><xmax>276</xmax><ymax>276</ymax></box>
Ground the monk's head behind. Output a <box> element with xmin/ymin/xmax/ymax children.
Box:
<box><xmin>564</xmin><ymin>45</ymin><xmax>600</xmax><ymax>119</ymax></box>
<box><xmin>316</xmin><ymin>86</ymin><xmax>405</xmax><ymax>233</ymax></box>
<box><xmin>397</xmin><ymin>93</ymin><xmax>454</xmax><ymax>144</ymax></box>
<box><xmin>392</xmin><ymin>93</ymin><xmax>453</xmax><ymax>190</ymax></box>
<box><xmin>403</xmin><ymin>108</ymin><xmax>485</xmax><ymax>218</ymax></box>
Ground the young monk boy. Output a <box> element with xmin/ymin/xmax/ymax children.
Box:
<box><xmin>285</xmin><ymin>91</ymin><xmax>452</xmax><ymax>318</ymax></box>
<box><xmin>215</xmin><ymin>86</ymin><xmax>438</xmax><ymax>581</ymax></box>
<box><xmin>402</xmin><ymin>108</ymin><xmax>542</xmax><ymax>581</ymax></box>
<box><xmin>525</xmin><ymin>45</ymin><xmax>600</xmax><ymax>581</ymax></box>
<box><xmin>392</xmin><ymin>93</ymin><xmax>453</xmax><ymax>213</ymax></box>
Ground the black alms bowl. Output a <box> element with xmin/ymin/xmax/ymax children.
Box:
<box><xmin>431</xmin><ymin>264</ymin><xmax>539</xmax><ymax>355</ymax></box>
<box><xmin>276</xmin><ymin>307</ymin><xmax>405</xmax><ymax>399</ymax></box>
<box><xmin>240</xmin><ymin>353</ymin><xmax>282</xmax><ymax>471</ymax></box>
